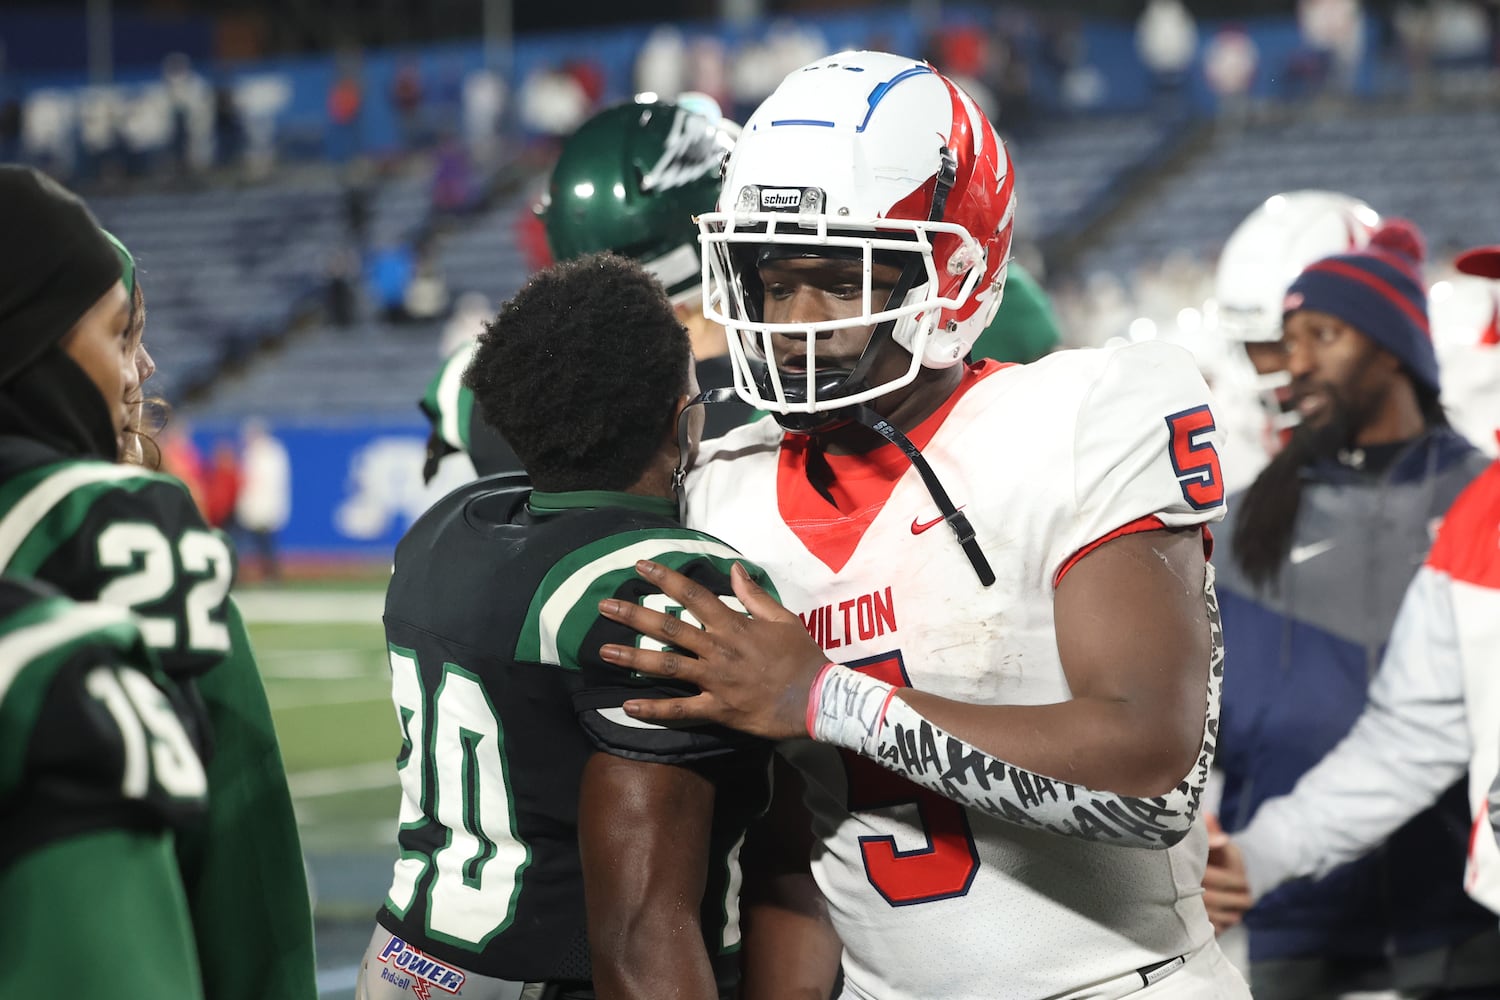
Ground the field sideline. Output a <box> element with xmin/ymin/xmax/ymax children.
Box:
<box><xmin>241</xmin><ymin>582</ymin><xmax>397</xmax><ymax>998</ymax></box>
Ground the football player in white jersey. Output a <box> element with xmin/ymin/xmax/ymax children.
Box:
<box><xmin>593</xmin><ymin>51</ymin><xmax>1250</xmax><ymax>1000</ymax></box>
<box><xmin>1206</xmin><ymin>191</ymin><xmax>1380</xmax><ymax>492</ymax></box>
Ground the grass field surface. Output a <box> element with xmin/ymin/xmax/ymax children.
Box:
<box><xmin>242</xmin><ymin>583</ymin><xmax>398</xmax><ymax>997</ymax></box>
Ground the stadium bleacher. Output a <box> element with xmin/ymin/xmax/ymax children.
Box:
<box><xmin>1077</xmin><ymin>104</ymin><xmax>1500</xmax><ymax>281</ymax></box>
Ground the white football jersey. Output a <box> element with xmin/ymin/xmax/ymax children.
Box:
<box><xmin>687</xmin><ymin>341</ymin><xmax>1230</xmax><ymax>1000</ymax></box>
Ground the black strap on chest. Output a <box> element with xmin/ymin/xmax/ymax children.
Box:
<box><xmin>671</xmin><ymin>388</ymin><xmax>995</xmax><ymax>588</ymax></box>
<box><xmin>852</xmin><ymin>403</ymin><xmax>995</xmax><ymax>587</ymax></box>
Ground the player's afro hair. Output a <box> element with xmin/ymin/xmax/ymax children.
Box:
<box><xmin>465</xmin><ymin>252</ymin><xmax>691</xmax><ymax>492</ymax></box>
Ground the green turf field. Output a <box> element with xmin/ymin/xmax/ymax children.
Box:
<box><xmin>240</xmin><ymin>585</ymin><xmax>396</xmax><ymax>996</ymax></box>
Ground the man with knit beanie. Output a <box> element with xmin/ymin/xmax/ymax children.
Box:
<box><xmin>0</xmin><ymin>166</ymin><xmax>316</xmax><ymax>1000</ymax></box>
<box><xmin>1206</xmin><ymin>220</ymin><xmax>1500</xmax><ymax>999</ymax></box>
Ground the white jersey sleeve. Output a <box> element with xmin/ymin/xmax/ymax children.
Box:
<box><xmin>1235</xmin><ymin>563</ymin><xmax>1472</xmax><ymax>898</ymax></box>
<box><xmin>1054</xmin><ymin>341</ymin><xmax>1228</xmax><ymax>583</ymax></box>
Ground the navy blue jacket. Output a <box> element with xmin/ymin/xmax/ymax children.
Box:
<box><xmin>1215</xmin><ymin>427</ymin><xmax>1499</xmax><ymax>974</ymax></box>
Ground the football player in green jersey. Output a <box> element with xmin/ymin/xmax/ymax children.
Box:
<box><xmin>0</xmin><ymin>166</ymin><xmax>316</xmax><ymax>1000</ymax></box>
<box><xmin>0</xmin><ymin>576</ymin><xmax>207</xmax><ymax>1000</ymax></box>
<box><xmin>422</xmin><ymin>95</ymin><xmax>751</xmax><ymax>484</ymax></box>
<box><xmin>361</xmin><ymin>252</ymin><xmax>777</xmax><ymax>1000</ymax></box>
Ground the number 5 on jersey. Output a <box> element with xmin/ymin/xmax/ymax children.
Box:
<box><xmin>840</xmin><ymin>652</ymin><xmax>980</xmax><ymax>906</ymax></box>
<box><xmin>1165</xmin><ymin>405</ymin><xmax>1224</xmax><ymax>510</ymax></box>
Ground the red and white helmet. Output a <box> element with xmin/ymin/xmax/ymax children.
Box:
<box><xmin>699</xmin><ymin>50</ymin><xmax>1016</xmax><ymax>416</ymax></box>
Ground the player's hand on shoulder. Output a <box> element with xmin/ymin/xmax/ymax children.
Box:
<box><xmin>598</xmin><ymin>561</ymin><xmax>827</xmax><ymax>741</ymax></box>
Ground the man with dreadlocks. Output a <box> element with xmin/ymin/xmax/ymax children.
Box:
<box><xmin>1208</xmin><ymin>220</ymin><xmax>1500</xmax><ymax>999</ymax></box>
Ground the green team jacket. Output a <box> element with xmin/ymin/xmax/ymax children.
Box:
<box><xmin>0</xmin><ymin>443</ymin><xmax>317</xmax><ymax>1000</ymax></box>
<box><xmin>0</xmin><ymin>577</ymin><xmax>206</xmax><ymax>999</ymax></box>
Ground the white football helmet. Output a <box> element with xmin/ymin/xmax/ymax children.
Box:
<box><xmin>699</xmin><ymin>50</ymin><xmax>1016</xmax><ymax>424</ymax></box>
<box><xmin>1210</xmin><ymin>190</ymin><xmax>1380</xmax><ymax>430</ymax></box>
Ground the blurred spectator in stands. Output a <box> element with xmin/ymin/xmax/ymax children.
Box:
<box><xmin>517</xmin><ymin>185</ymin><xmax>553</xmax><ymax>273</ymax></box>
<box><xmin>213</xmin><ymin>84</ymin><xmax>245</xmax><ymax>169</ymax></box>
<box><xmin>441</xmin><ymin>291</ymin><xmax>493</xmax><ymax>357</ymax></box>
<box><xmin>430</xmin><ymin>134</ymin><xmax>476</xmax><ymax>215</ymax></box>
<box><xmin>236</xmin><ymin>419</ymin><xmax>291</xmax><ymax>583</ymax></box>
<box><xmin>76</xmin><ymin>88</ymin><xmax>123</xmax><ymax>182</ymax></box>
<box><xmin>342</xmin><ymin>160</ymin><xmax>374</xmax><ymax>249</ymax></box>
<box><xmin>236</xmin><ymin>74</ymin><xmax>291</xmax><ymax>180</ymax></box>
<box><xmin>160</xmin><ymin>422</ymin><xmax>207</xmax><ymax>514</ymax></box>
<box><xmin>204</xmin><ymin>441</ymin><xmax>241</xmax><ymax>532</ymax></box>
<box><xmin>163</xmin><ymin>53</ymin><xmax>211</xmax><ymax>175</ymax></box>
<box><xmin>1392</xmin><ymin>3</ymin><xmax>1439</xmax><ymax>97</ymax></box>
<box><xmin>403</xmin><ymin>241</ymin><xmax>450</xmax><ymax>322</ymax></box>
<box><xmin>1204</xmin><ymin>25</ymin><xmax>1260</xmax><ymax>120</ymax></box>
<box><xmin>1297</xmin><ymin>0</ymin><xmax>1365</xmax><ymax>96</ymax></box>
<box><xmin>728</xmin><ymin>20</ymin><xmax>826</xmax><ymax>122</ymax></box>
<box><xmin>564</xmin><ymin>58</ymin><xmax>606</xmax><ymax>111</ymax></box>
<box><xmin>327</xmin><ymin>68</ymin><xmax>364</xmax><ymax>162</ymax></box>
<box><xmin>121</xmin><ymin>87</ymin><xmax>171</xmax><ymax>180</ymax></box>
<box><xmin>1044</xmin><ymin>16</ymin><xmax>1106</xmax><ymax>110</ymax></box>
<box><xmin>462</xmin><ymin>67</ymin><xmax>506</xmax><ymax>165</ymax></box>
<box><xmin>22</xmin><ymin>90</ymin><xmax>75</xmax><ymax>176</ymax></box>
<box><xmin>1136</xmin><ymin>0</ymin><xmax>1199</xmax><ymax>108</ymax></box>
<box><xmin>366</xmin><ymin>242</ymin><xmax>416</xmax><ymax>323</ymax></box>
<box><xmin>636</xmin><ymin>25</ymin><xmax>688</xmax><ymax>99</ymax></box>
<box><xmin>1213</xmin><ymin>221</ymin><xmax>1500</xmax><ymax>998</ymax></box>
<box><xmin>518</xmin><ymin>65</ymin><xmax>590</xmax><ymax>140</ymax></box>
<box><xmin>325</xmin><ymin>247</ymin><xmax>361</xmax><ymax>328</ymax></box>
<box><xmin>934</xmin><ymin>21</ymin><xmax>999</xmax><ymax>120</ymax></box>
<box><xmin>991</xmin><ymin>26</ymin><xmax>1037</xmax><ymax>136</ymax></box>
<box><xmin>390</xmin><ymin>60</ymin><xmax>426</xmax><ymax>152</ymax></box>
<box><xmin>686</xmin><ymin>36</ymin><xmax>731</xmax><ymax>112</ymax></box>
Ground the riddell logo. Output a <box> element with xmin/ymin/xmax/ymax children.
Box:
<box><xmin>761</xmin><ymin>188</ymin><xmax>801</xmax><ymax>209</ymax></box>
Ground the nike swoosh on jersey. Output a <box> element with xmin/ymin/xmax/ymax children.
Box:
<box><xmin>911</xmin><ymin>508</ymin><xmax>963</xmax><ymax>535</ymax></box>
<box><xmin>1288</xmin><ymin>538</ymin><xmax>1337</xmax><ymax>564</ymax></box>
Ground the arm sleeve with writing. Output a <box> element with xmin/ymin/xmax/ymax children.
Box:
<box><xmin>824</xmin><ymin>343</ymin><xmax>1230</xmax><ymax>849</ymax></box>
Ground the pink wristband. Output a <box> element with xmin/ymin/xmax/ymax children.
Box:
<box><xmin>805</xmin><ymin>662</ymin><xmax>839</xmax><ymax>738</ymax></box>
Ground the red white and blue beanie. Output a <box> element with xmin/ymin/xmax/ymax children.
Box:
<box><xmin>1283</xmin><ymin>219</ymin><xmax>1438</xmax><ymax>393</ymax></box>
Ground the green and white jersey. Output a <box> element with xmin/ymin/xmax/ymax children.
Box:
<box><xmin>0</xmin><ymin>576</ymin><xmax>208</xmax><ymax>1000</ymax></box>
<box><xmin>378</xmin><ymin>479</ymin><xmax>775</xmax><ymax>989</ymax></box>
<box><xmin>420</xmin><ymin>344</ymin><xmax>521</xmax><ymax>484</ymax></box>
<box><xmin>0</xmin><ymin>438</ymin><xmax>235</xmax><ymax>679</ymax></box>
<box><xmin>0</xmin><ymin>576</ymin><xmax>206</xmax><ymax>864</ymax></box>
<box><xmin>0</xmin><ymin>436</ymin><xmax>318</xmax><ymax>1000</ymax></box>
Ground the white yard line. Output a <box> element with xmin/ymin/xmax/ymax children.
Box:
<box><xmin>235</xmin><ymin>590</ymin><xmax>385</xmax><ymax>625</ymax></box>
<box><xmin>259</xmin><ymin>650</ymin><xmax>381</xmax><ymax>680</ymax></box>
<box><xmin>289</xmin><ymin>761</ymin><xmax>397</xmax><ymax>799</ymax></box>
<box><xmin>269</xmin><ymin>688</ymin><xmax>390</xmax><ymax>712</ymax></box>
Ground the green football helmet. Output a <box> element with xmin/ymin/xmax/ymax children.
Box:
<box><xmin>538</xmin><ymin>97</ymin><xmax>734</xmax><ymax>304</ymax></box>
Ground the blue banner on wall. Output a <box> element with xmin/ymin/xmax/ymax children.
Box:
<box><xmin>195</xmin><ymin>419</ymin><xmax>478</xmax><ymax>560</ymax></box>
